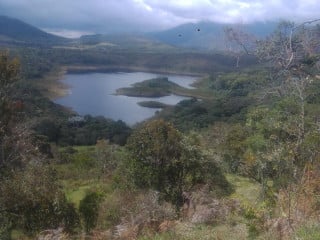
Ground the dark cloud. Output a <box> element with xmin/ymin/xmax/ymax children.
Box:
<box><xmin>0</xmin><ymin>0</ymin><xmax>319</xmax><ymax>37</ymax></box>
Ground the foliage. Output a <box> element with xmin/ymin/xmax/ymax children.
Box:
<box><xmin>160</xmin><ymin>68</ymin><xmax>270</xmax><ymax>131</ymax></box>
<box><xmin>116</xmin><ymin>77</ymin><xmax>183</xmax><ymax>97</ymax></box>
<box><xmin>126</xmin><ymin>119</ymin><xmax>230</xmax><ymax>210</ymax></box>
<box><xmin>1</xmin><ymin>19</ymin><xmax>320</xmax><ymax>239</ymax></box>
<box><xmin>71</xmin><ymin>149</ymin><xmax>96</xmax><ymax>170</ymax></box>
<box><xmin>0</xmin><ymin>50</ymin><xmax>20</xmax><ymax>170</ymax></box>
<box><xmin>79</xmin><ymin>191</ymin><xmax>103</xmax><ymax>233</ymax></box>
<box><xmin>294</xmin><ymin>222</ymin><xmax>320</xmax><ymax>240</ymax></box>
<box><xmin>56</xmin><ymin>115</ymin><xmax>132</xmax><ymax>146</ymax></box>
<box><xmin>138</xmin><ymin>100</ymin><xmax>169</xmax><ymax>108</ymax></box>
<box><xmin>95</xmin><ymin>139</ymin><xmax>119</xmax><ymax>173</ymax></box>
<box><xmin>97</xmin><ymin>193</ymin><xmax>123</xmax><ymax>229</ymax></box>
<box><xmin>126</xmin><ymin>119</ymin><xmax>183</xmax><ymax>207</ymax></box>
<box><xmin>221</xmin><ymin>21</ymin><xmax>320</xmax><ymax>238</ymax></box>
<box><xmin>0</xmin><ymin>164</ymin><xmax>80</xmax><ymax>235</ymax></box>
<box><xmin>33</xmin><ymin>117</ymin><xmax>61</xmax><ymax>143</ymax></box>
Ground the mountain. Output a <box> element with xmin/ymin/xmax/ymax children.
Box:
<box><xmin>79</xmin><ymin>21</ymin><xmax>277</xmax><ymax>52</ymax></box>
<box><xmin>148</xmin><ymin>21</ymin><xmax>277</xmax><ymax>50</ymax></box>
<box><xmin>0</xmin><ymin>15</ymin><xmax>67</xmax><ymax>45</ymax></box>
<box><xmin>0</xmin><ymin>15</ymin><xmax>277</xmax><ymax>51</ymax></box>
<box><xmin>79</xmin><ymin>33</ymin><xmax>177</xmax><ymax>52</ymax></box>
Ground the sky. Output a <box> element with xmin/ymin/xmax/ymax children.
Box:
<box><xmin>0</xmin><ymin>0</ymin><xmax>319</xmax><ymax>37</ymax></box>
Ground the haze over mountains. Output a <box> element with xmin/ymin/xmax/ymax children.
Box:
<box><xmin>0</xmin><ymin>15</ymin><xmax>277</xmax><ymax>50</ymax></box>
<box><xmin>148</xmin><ymin>21</ymin><xmax>277</xmax><ymax>50</ymax></box>
<box><xmin>0</xmin><ymin>15</ymin><xmax>66</xmax><ymax>45</ymax></box>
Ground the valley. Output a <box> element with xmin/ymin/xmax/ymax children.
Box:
<box><xmin>1</xmin><ymin>14</ymin><xmax>320</xmax><ymax>240</ymax></box>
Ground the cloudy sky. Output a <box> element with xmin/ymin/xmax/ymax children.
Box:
<box><xmin>0</xmin><ymin>0</ymin><xmax>319</xmax><ymax>37</ymax></box>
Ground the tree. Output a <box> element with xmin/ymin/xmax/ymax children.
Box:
<box><xmin>0</xmin><ymin>51</ymin><xmax>80</xmax><ymax>237</ymax></box>
<box><xmin>0</xmin><ymin>164</ymin><xmax>79</xmax><ymax>235</ymax></box>
<box><xmin>225</xmin><ymin>20</ymin><xmax>320</xmax><ymax>225</ymax></box>
<box><xmin>126</xmin><ymin>119</ymin><xmax>230</xmax><ymax>210</ymax></box>
<box><xmin>224</xmin><ymin>24</ymin><xmax>256</xmax><ymax>67</ymax></box>
<box><xmin>0</xmin><ymin>50</ymin><xmax>20</xmax><ymax>170</ymax></box>
<box><xmin>225</xmin><ymin>20</ymin><xmax>320</xmax><ymax>172</ymax></box>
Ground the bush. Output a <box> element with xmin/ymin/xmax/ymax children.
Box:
<box><xmin>126</xmin><ymin>120</ymin><xmax>231</xmax><ymax>211</ymax></box>
<box><xmin>79</xmin><ymin>191</ymin><xmax>103</xmax><ymax>233</ymax></box>
<box><xmin>0</xmin><ymin>164</ymin><xmax>79</xmax><ymax>234</ymax></box>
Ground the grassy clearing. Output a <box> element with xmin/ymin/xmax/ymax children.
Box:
<box><xmin>58</xmin><ymin>172</ymin><xmax>113</xmax><ymax>208</ymax></box>
<box><xmin>54</xmin><ymin>143</ymin><xmax>263</xmax><ymax>240</ymax></box>
<box><xmin>62</xmin><ymin>180</ymin><xmax>95</xmax><ymax>208</ymax></box>
<box><xmin>227</xmin><ymin>174</ymin><xmax>262</xmax><ymax>205</ymax></box>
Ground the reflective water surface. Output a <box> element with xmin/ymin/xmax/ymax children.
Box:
<box><xmin>54</xmin><ymin>72</ymin><xmax>198</xmax><ymax>125</ymax></box>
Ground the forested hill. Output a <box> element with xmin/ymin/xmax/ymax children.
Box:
<box><xmin>0</xmin><ymin>15</ymin><xmax>67</xmax><ymax>45</ymax></box>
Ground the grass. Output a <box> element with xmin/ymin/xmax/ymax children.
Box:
<box><xmin>138</xmin><ymin>222</ymin><xmax>248</xmax><ymax>240</ymax></box>
<box><xmin>54</xmin><ymin>144</ymin><xmax>263</xmax><ymax>240</ymax></box>
<box><xmin>294</xmin><ymin>221</ymin><xmax>320</xmax><ymax>240</ymax></box>
<box><xmin>63</xmin><ymin>183</ymin><xmax>92</xmax><ymax>208</ymax></box>
<box><xmin>226</xmin><ymin>174</ymin><xmax>262</xmax><ymax>205</ymax></box>
<box><xmin>135</xmin><ymin>174</ymin><xmax>261</xmax><ymax>240</ymax></box>
<box><xmin>11</xmin><ymin>230</ymin><xmax>32</xmax><ymax>240</ymax></box>
<box><xmin>60</xmin><ymin>177</ymin><xmax>114</xmax><ymax>208</ymax></box>
<box><xmin>55</xmin><ymin>145</ymin><xmax>109</xmax><ymax>207</ymax></box>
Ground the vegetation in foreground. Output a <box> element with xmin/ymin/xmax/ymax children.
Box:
<box><xmin>0</xmin><ymin>20</ymin><xmax>320</xmax><ymax>240</ymax></box>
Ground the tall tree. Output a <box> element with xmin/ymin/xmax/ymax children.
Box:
<box><xmin>126</xmin><ymin>119</ymin><xmax>230</xmax><ymax>210</ymax></box>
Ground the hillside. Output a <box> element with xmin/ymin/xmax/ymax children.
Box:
<box><xmin>0</xmin><ymin>15</ymin><xmax>67</xmax><ymax>45</ymax></box>
<box><xmin>0</xmin><ymin>16</ymin><xmax>275</xmax><ymax>51</ymax></box>
<box><xmin>72</xmin><ymin>21</ymin><xmax>277</xmax><ymax>51</ymax></box>
<box><xmin>148</xmin><ymin>21</ymin><xmax>277</xmax><ymax>50</ymax></box>
<box><xmin>1</xmin><ymin>18</ymin><xmax>320</xmax><ymax>240</ymax></box>
<box><xmin>78</xmin><ymin>33</ymin><xmax>177</xmax><ymax>52</ymax></box>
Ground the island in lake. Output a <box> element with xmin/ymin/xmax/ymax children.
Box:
<box><xmin>115</xmin><ymin>77</ymin><xmax>186</xmax><ymax>97</ymax></box>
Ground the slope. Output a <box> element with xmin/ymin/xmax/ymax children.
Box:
<box><xmin>0</xmin><ymin>15</ymin><xmax>67</xmax><ymax>45</ymax></box>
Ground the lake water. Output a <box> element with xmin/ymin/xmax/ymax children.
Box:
<box><xmin>54</xmin><ymin>72</ymin><xmax>198</xmax><ymax>125</ymax></box>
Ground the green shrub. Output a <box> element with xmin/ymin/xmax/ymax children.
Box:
<box><xmin>0</xmin><ymin>164</ymin><xmax>79</xmax><ymax>235</ymax></box>
<box><xmin>79</xmin><ymin>191</ymin><xmax>103</xmax><ymax>233</ymax></box>
<box><xmin>126</xmin><ymin>120</ymin><xmax>231</xmax><ymax>211</ymax></box>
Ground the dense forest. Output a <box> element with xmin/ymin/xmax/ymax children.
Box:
<box><xmin>1</xmin><ymin>18</ymin><xmax>320</xmax><ymax>240</ymax></box>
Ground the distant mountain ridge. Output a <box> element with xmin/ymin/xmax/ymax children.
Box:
<box><xmin>147</xmin><ymin>21</ymin><xmax>277</xmax><ymax>50</ymax></box>
<box><xmin>0</xmin><ymin>15</ymin><xmax>277</xmax><ymax>50</ymax></box>
<box><xmin>79</xmin><ymin>21</ymin><xmax>277</xmax><ymax>51</ymax></box>
<box><xmin>0</xmin><ymin>15</ymin><xmax>66</xmax><ymax>45</ymax></box>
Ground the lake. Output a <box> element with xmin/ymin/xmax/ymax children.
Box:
<box><xmin>54</xmin><ymin>72</ymin><xmax>198</xmax><ymax>125</ymax></box>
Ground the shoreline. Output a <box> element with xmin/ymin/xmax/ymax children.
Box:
<box><xmin>38</xmin><ymin>64</ymin><xmax>205</xmax><ymax>100</ymax></box>
<box><xmin>33</xmin><ymin>66</ymin><xmax>70</xmax><ymax>100</ymax></box>
<box><xmin>65</xmin><ymin>65</ymin><xmax>203</xmax><ymax>77</ymax></box>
